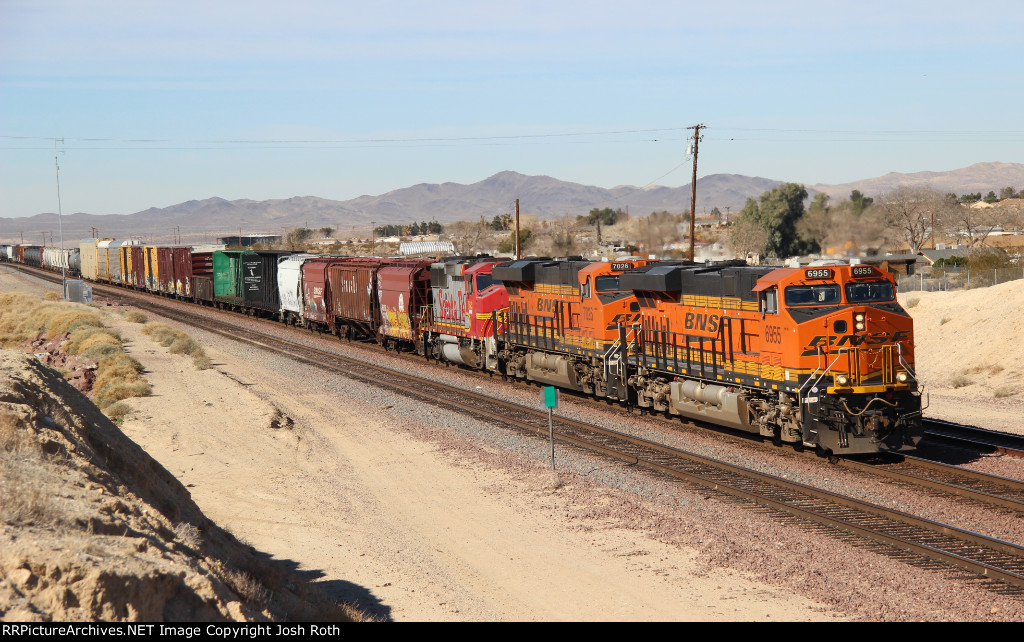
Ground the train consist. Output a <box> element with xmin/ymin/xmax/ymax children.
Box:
<box><xmin>1</xmin><ymin>239</ymin><xmax>925</xmax><ymax>456</ymax></box>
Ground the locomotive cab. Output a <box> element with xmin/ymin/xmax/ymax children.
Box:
<box><xmin>776</xmin><ymin>264</ymin><xmax>923</xmax><ymax>454</ymax></box>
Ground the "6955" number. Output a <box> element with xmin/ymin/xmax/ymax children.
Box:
<box><xmin>764</xmin><ymin>325</ymin><xmax>783</xmax><ymax>344</ymax></box>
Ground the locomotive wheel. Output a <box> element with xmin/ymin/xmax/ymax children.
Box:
<box><xmin>771</xmin><ymin>425</ymin><xmax>783</xmax><ymax>448</ymax></box>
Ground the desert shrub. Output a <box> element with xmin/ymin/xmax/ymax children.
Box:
<box><xmin>67</xmin><ymin>328</ymin><xmax>121</xmax><ymax>355</ymax></box>
<box><xmin>905</xmin><ymin>297</ymin><xmax>920</xmax><ymax>308</ymax></box>
<box><xmin>142</xmin><ymin>322</ymin><xmax>210</xmax><ymax>369</ymax></box>
<box><xmin>949</xmin><ymin>374</ymin><xmax>971</xmax><ymax>389</ymax></box>
<box><xmin>0</xmin><ymin>409</ymin><xmax>56</xmax><ymax>525</ymax></box>
<box><xmin>175</xmin><ymin>522</ymin><xmax>201</xmax><ymax>549</ymax></box>
<box><xmin>43</xmin><ymin>291</ymin><xmax>61</xmax><ymax>301</ymax></box>
<box><xmin>225</xmin><ymin>570</ymin><xmax>270</xmax><ymax>607</ymax></box>
<box><xmin>939</xmin><ymin>317</ymin><xmax>951</xmax><ymax>326</ymax></box>
<box><xmin>168</xmin><ymin>335</ymin><xmax>199</xmax><ymax>356</ymax></box>
<box><xmin>124</xmin><ymin>310</ymin><xmax>147</xmax><ymax>323</ymax></box>
<box><xmin>45</xmin><ymin>307</ymin><xmax>102</xmax><ymax>337</ymax></box>
<box><xmin>98</xmin><ymin>353</ymin><xmax>144</xmax><ymax>375</ymax></box>
<box><xmin>993</xmin><ymin>386</ymin><xmax>1016</xmax><ymax>399</ymax></box>
<box><xmin>94</xmin><ymin>380</ymin><xmax>152</xmax><ymax>408</ymax></box>
<box><xmin>104</xmin><ymin>402</ymin><xmax>134</xmax><ymax>424</ymax></box>
<box><xmin>80</xmin><ymin>342</ymin><xmax>123</xmax><ymax>363</ymax></box>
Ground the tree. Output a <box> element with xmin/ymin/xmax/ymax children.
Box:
<box><xmin>796</xmin><ymin>193</ymin><xmax>832</xmax><ymax>251</ymax></box>
<box><xmin>580</xmin><ymin>207</ymin><xmax>625</xmax><ymax>227</ymax></box>
<box><xmin>733</xmin><ymin>183</ymin><xmax>816</xmax><ymax>257</ymax></box>
<box><xmin>983</xmin><ymin>190</ymin><xmax>999</xmax><ymax>204</ymax></box>
<box><xmin>999</xmin><ymin>186</ymin><xmax>1017</xmax><ymax>201</ymax></box>
<box><xmin>876</xmin><ymin>185</ymin><xmax>952</xmax><ymax>252</ymax></box>
<box><xmin>728</xmin><ymin>216</ymin><xmax>769</xmax><ymax>257</ymax></box>
<box><xmin>850</xmin><ymin>190</ymin><xmax>874</xmax><ymax>214</ymax></box>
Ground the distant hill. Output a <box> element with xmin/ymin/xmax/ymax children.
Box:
<box><xmin>811</xmin><ymin>161</ymin><xmax>1024</xmax><ymax>200</ymax></box>
<box><xmin>3</xmin><ymin>162</ymin><xmax>1022</xmax><ymax>244</ymax></box>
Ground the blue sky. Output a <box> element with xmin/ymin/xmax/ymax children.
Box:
<box><xmin>1</xmin><ymin>0</ymin><xmax>1022</xmax><ymax>217</ymax></box>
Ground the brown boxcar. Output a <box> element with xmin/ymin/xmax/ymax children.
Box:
<box><xmin>128</xmin><ymin>245</ymin><xmax>145</xmax><ymax>289</ymax></box>
<box><xmin>325</xmin><ymin>257</ymin><xmax>389</xmax><ymax>338</ymax></box>
<box><xmin>190</xmin><ymin>251</ymin><xmax>215</xmax><ymax>302</ymax></box>
<box><xmin>170</xmin><ymin>246</ymin><xmax>192</xmax><ymax>297</ymax></box>
<box><xmin>156</xmin><ymin>247</ymin><xmax>176</xmax><ymax>294</ymax></box>
<box><xmin>194</xmin><ymin>275</ymin><xmax>215</xmax><ymax>304</ymax></box>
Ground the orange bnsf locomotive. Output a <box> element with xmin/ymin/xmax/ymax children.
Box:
<box><xmin>620</xmin><ymin>260</ymin><xmax>923</xmax><ymax>455</ymax></box>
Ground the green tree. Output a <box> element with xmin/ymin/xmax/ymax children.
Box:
<box><xmin>850</xmin><ymin>190</ymin><xmax>874</xmax><ymax>214</ymax></box>
<box><xmin>983</xmin><ymin>190</ymin><xmax>999</xmax><ymax>204</ymax></box>
<box><xmin>999</xmin><ymin>186</ymin><xmax>1017</xmax><ymax>201</ymax></box>
<box><xmin>581</xmin><ymin>207</ymin><xmax>625</xmax><ymax>227</ymax></box>
<box><xmin>735</xmin><ymin>183</ymin><xmax>817</xmax><ymax>257</ymax></box>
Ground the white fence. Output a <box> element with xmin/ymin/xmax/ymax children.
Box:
<box><xmin>898</xmin><ymin>266</ymin><xmax>1024</xmax><ymax>292</ymax></box>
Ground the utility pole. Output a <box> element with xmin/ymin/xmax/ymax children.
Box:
<box><xmin>687</xmin><ymin>124</ymin><xmax>705</xmax><ymax>262</ymax></box>
<box><xmin>54</xmin><ymin>137</ymin><xmax>67</xmax><ymax>298</ymax></box>
<box><xmin>515</xmin><ymin>199</ymin><xmax>521</xmax><ymax>260</ymax></box>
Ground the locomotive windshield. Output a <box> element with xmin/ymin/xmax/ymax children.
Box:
<box><xmin>845</xmin><ymin>280</ymin><xmax>895</xmax><ymax>303</ymax></box>
<box><xmin>785</xmin><ymin>284</ymin><xmax>840</xmax><ymax>306</ymax></box>
<box><xmin>476</xmin><ymin>273</ymin><xmax>496</xmax><ymax>292</ymax></box>
<box><xmin>594</xmin><ymin>275</ymin><xmax>621</xmax><ymax>292</ymax></box>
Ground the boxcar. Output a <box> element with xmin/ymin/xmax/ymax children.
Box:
<box><xmin>79</xmin><ymin>239</ymin><xmax>105</xmax><ymax>281</ymax></box>
<box><xmin>212</xmin><ymin>250</ymin><xmax>246</xmax><ymax>305</ymax></box>
<box><xmin>190</xmin><ymin>250</ymin><xmax>215</xmax><ymax>302</ymax></box>
<box><xmin>325</xmin><ymin>257</ymin><xmax>390</xmax><ymax>339</ymax></box>
<box><xmin>241</xmin><ymin>250</ymin><xmax>293</xmax><ymax>313</ymax></box>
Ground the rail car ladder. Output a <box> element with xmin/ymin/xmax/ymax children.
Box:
<box><xmin>604</xmin><ymin>323</ymin><xmax>639</xmax><ymax>399</ymax></box>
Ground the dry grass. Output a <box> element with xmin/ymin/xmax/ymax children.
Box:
<box><xmin>174</xmin><ymin>522</ymin><xmax>202</xmax><ymax>549</ymax></box>
<box><xmin>103</xmin><ymin>402</ymin><xmax>134</xmax><ymax>424</ymax></box>
<box><xmin>124</xmin><ymin>310</ymin><xmax>148</xmax><ymax>324</ymax></box>
<box><xmin>949</xmin><ymin>374</ymin><xmax>972</xmax><ymax>389</ymax></box>
<box><xmin>0</xmin><ymin>408</ymin><xmax>57</xmax><ymax>526</ymax></box>
<box><xmin>905</xmin><ymin>297</ymin><xmax>920</xmax><ymax>308</ymax></box>
<box><xmin>141</xmin><ymin>322</ymin><xmax>211</xmax><ymax>371</ymax></box>
<box><xmin>0</xmin><ymin>293</ymin><xmax>151</xmax><ymax>413</ymax></box>
<box><xmin>225</xmin><ymin>569</ymin><xmax>271</xmax><ymax>607</ymax></box>
<box><xmin>993</xmin><ymin>385</ymin><xmax>1016</xmax><ymax>398</ymax></box>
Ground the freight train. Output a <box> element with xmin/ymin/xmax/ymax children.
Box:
<box><xmin>1</xmin><ymin>239</ymin><xmax>925</xmax><ymax>456</ymax></box>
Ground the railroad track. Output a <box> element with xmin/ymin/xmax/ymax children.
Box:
<box><xmin>924</xmin><ymin>418</ymin><xmax>1024</xmax><ymax>458</ymax></box>
<box><xmin>12</xmin><ymin>264</ymin><xmax>1024</xmax><ymax>595</ymax></box>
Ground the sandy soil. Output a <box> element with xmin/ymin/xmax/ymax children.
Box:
<box><xmin>897</xmin><ymin>283</ymin><xmax>1024</xmax><ymax>434</ymax></box>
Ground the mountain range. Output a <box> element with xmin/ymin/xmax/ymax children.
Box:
<box><xmin>3</xmin><ymin>161</ymin><xmax>1023</xmax><ymax>244</ymax></box>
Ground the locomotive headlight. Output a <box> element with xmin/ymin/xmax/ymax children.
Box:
<box><xmin>855</xmin><ymin>322</ymin><xmax>865</xmax><ymax>331</ymax></box>
<box><xmin>835</xmin><ymin>375</ymin><xmax>849</xmax><ymax>386</ymax></box>
<box><xmin>855</xmin><ymin>313</ymin><xmax>865</xmax><ymax>322</ymax></box>
<box><xmin>897</xmin><ymin>372</ymin><xmax>908</xmax><ymax>383</ymax></box>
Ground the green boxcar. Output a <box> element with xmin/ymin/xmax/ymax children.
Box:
<box><xmin>213</xmin><ymin>250</ymin><xmax>246</xmax><ymax>303</ymax></box>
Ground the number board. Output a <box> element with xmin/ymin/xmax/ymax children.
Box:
<box><xmin>610</xmin><ymin>262</ymin><xmax>633</xmax><ymax>271</ymax></box>
<box><xmin>851</xmin><ymin>265</ymin><xmax>875</xmax><ymax>276</ymax></box>
<box><xmin>804</xmin><ymin>268</ymin><xmax>832</xmax><ymax>279</ymax></box>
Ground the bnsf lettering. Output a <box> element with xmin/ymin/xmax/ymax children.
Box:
<box><xmin>802</xmin><ymin>331</ymin><xmax>910</xmax><ymax>355</ymax></box>
<box><xmin>683</xmin><ymin>312</ymin><xmax>720</xmax><ymax>333</ymax></box>
<box><xmin>536</xmin><ymin>298</ymin><xmax>561</xmax><ymax>313</ymax></box>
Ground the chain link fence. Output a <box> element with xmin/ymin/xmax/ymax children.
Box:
<box><xmin>898</xmin><ymin>266</ymin><xmax>1024</xmax><ymax>293</ymax></box>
